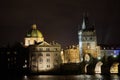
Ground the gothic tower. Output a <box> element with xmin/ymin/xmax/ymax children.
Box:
<box><xmin>78</xmin><ymin>15</ymin><xmax>98</xmax><ymax>62</ymax></box>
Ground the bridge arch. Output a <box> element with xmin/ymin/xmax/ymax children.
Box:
<box><xmin>110</xmin><ymin>62</ymin><xmax>119</xmax><ymax>74</ymax></box>
<box><xmin>94</xmin><ymin>61</ymin><xmax>103</xmax><ymax>74</ymax></box>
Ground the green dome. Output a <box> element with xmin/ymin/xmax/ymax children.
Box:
<box><xmin>26</xmin><ymin>24</ymin><xmax>43</xmax><ymax>38</ymax></box>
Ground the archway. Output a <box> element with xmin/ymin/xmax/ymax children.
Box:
<box><xmin>110</xmin><ymin>62</ymin><xmax>119</xmax><ymax>73</ymax></box>
<box><xmin>95</xmin><ymin>61</ymin><xmax>103</xmax><ymax>74</ymax></box>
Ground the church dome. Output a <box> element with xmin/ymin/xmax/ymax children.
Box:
<box><xmin>26</xmin><ymin>24</ymin><xmax>43</xmax><ymax>38</ymax></box>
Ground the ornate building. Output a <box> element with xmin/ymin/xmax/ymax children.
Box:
<box><xmin>25</xmin><ymin>24</ymin><xmax>62</xmax><ymax>73</ymax></box>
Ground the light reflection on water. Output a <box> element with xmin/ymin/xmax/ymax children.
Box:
<box><xmin>21</xmin><ymin>74</ymin><xmax>120</xmax><ymax>80</ymax></box>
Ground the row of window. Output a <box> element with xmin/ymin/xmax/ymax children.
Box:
<box><xmin>0</xmin><ymin>51</ymin><xmax>17</xmax><ymax>55</ymax></box>
<box><xmin>32</xmin><ymin>64</ymin><xmax>50</xmax><ymax>68</ymax></box>
<box><xmin>82</xmin><ymin>36</ymin><xmax>96</xmax><ymax>41</ymax></box>
<box><xmin>32</xmin><ymin>58</ymin><xmax>58</xmax><ymax>63</ymax></box>
<box><xmin>32</xmin><ymin>47</ymin><xmax>59</xmax><ymax>51</ymax></box>
<box><xmin>31</xmin><ymin>53</ymin><xmax>58</xmax><ymax>56</ymax></box>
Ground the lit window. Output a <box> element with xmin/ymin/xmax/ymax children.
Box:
<box><xmin>46</xmin><ymin>48</ymin><xmax>50</xmax><ymax>51</ymax></box>
<box><xmin>40</xmin><ymin>58</ymin><xmax>43</xmax><ymax>62</ymax></box>
<box><xmin>47</xmin><ymin>58</ymin><xmax>50</xmax><ymax>62</ymax></box>
<box><xmin>39</xmin><ymin>53</ymin><xmax>43</xmax><ymax>56</ymax></box>
<box><xmin>113</xmin><ymin>55</ymin><xmax>117</xmax><ymax>58</ymax></box>
<box><xmin>7</xmin><ymin>52</ymin><xmax>10</xmax><ymax>54</ymax></box>
<box><xmin>55</xmin><ymin>53</ymin><xmax>57</xmax><ymax>56</ymax></box>
<box><xmin>54</xmin><ymin>48</ymin><xmax>58</xmax><ymax>51</ymax></box>
<box><xmin>39</xmin><ymin>48</ymin><xmax>43</xmax><ymax>51</ymax></box>
<box><xmin>32</xmin><ymin>58</ymin><xmax>36</xmax><ymax>62</ymax></box>
<box><xmin>8</xmin><ymin>58</ymin><xmax>10</xmax><ymax>61</ymax></box>
<box><xmin>46</xmin><ymin>53</ymin><xmax>50</xmax><ymax>56</ymax></box>
<box><xmin>25</xmin><ymin>60</ymin><xmax>27</xmax><ymax>63</ymax></box>
<box><xmin>47</xmin><ymin>65</ymin><xmax>50</xmax><ymax>68</ymax></box>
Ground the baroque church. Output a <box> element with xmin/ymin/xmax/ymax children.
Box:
<box><xmin>24</xmin><ymin>24</ymin><xmax>62</xmax><ymax>73</ymax></box>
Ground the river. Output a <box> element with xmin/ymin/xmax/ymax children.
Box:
<box><xmin>7</xmin><ymin>74</ymin><xmax>120</xmax><ymax>80</ymax></box>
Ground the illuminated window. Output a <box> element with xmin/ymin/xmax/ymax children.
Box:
<box><xmin>8</xmin><ymin>58</ymin><xmax>10</xmax><ymax>61</ymax></box>
<box><xmin>7</xmin><ymin>52</ymin><xmax>10</xmax><ymax>55</ymax></box>
<box><xmin>47</xmin><ymin>65</ymin><xmax>50</xmax><ymax>68</ymax></box>
<box><xmin>40</xmin><ymin>58</ymin><xmax>43</xmax><ymax>62</ymax></box>
<box><xmin>47</xmin><ymin>58</ymin><xmax>50</xmax><ymax>62</ymax></box>
<box><xmin>46</xmin><ymin>53</ymin><xmax>50</xmax><ymax>56</ymax></box>
<box><xmin>39</xmin><ymin>53</ymin><xmax>43</xmax><ymax>56</ymax></box>
<box><xmin>32</xmin><ymin>58</ymin><xmax>36</xmax><ymax>62</ymax></box>
<box><xmin>46</xmin><ymin>48</ymin><xmax>50</xmax><ymax>51</ymax></box>
<box><xmin>14</xmin><ymin>51</ymin><xmax>17</xmax><ymax>54</ymax></box>
<box><xmin>55</xmin><ymin>53</ymin><xmax>57</xmax><ymax>56</ymax></box>
<box><xmin>28</xmin><ymin>40</ymin><xmax>30</xmax><ymax>45</ymax></box>
<box><xmin>54</xmin><ymin>48</ymin><xmax>58</xmax><ymax>51</ymax></box>
<box><xmin>87</xmin><ymin>43</ymin><xmax>90</xmax><ymax>49</ymax></box>
<box><xmin>39</xmin><ymin>48</ymin><xmax>43</xmax><ymax>51</ymax></box>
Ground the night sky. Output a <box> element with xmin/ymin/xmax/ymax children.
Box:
<box><xmin>0</xmin><ymin>0</ymin><xmax>120</xmax><ymax>48</ymax></box>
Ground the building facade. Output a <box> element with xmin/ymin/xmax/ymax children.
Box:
<box><xmin>25</xmin><ymin>24</ymin><xmax>62</xmax><ymax>73</ymax></box>
<box><xmin>29</xmin><ymin>41</ymin><xmax>61</xmax><ymax>72</ymax></box>
<box><xmin>63</xmin><ymin>45</ymin><xmax>80</xmax><ymax>63</ymax></box>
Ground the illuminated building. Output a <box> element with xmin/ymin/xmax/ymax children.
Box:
<box><xmin>24</xmin><ymin>24</ymin><xmax>44</xmax><ymax>46</ymax></box>
<box><xmin>29</xmin><ymin>41</ymin><xmax>61</xmax><ymax>72</ymax></box>
<box><xmin>78</xmin><ymin>15</ymin><xmax>100</xmax><ymax>62</ymax></box>
<box><xmin>63</xmin><ymin>45</ymin><xmax>80</xmax><ymax>63</ymax></box>
<box><xmin>25</xmin><ymin>24</ymin><xmax>62</xmax><ymax>72</ymax></box>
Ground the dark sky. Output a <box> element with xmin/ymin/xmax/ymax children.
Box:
<box><xmin>0</xmin><ymin>0</ymin><xmax>120</xmax><ymax>48</ymax></box>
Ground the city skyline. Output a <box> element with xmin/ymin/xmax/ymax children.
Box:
<box><xmin>0</xmin><ymin>0</ymin><xmax>120</xmax><ymax>48</ymax></box>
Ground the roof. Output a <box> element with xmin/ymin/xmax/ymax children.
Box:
<box><xmin>26</xmin><ymin>24</ymin><xmax>43</xmax><ymax>38</ymax></box>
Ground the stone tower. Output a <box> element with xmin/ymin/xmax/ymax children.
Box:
<box><xmin>78</xmin><ymin>15</ymin><xmax>99</xmax><ymax>62</ymax></box>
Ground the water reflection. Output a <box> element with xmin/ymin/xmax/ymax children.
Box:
<box><xmin>21</xmin><ymin>74</ymin><xmax>120</xmax><ymax>80</ymax></box>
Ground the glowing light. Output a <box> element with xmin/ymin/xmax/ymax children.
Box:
<box><xmin>97</xmin><ymin>57</ymin><xmax>101</xmax><ymax>60</ymax></box>
<box><xmin>23</xmin><ymin>64</ymin><xmax>27</xmax><ymax>68</ymax></box>
<box><xmin>113</xmin><ymin>55</ymin><xmax>117</xmax><ymax>58</ymax></box>
<box><xmin>24</xmin><ymin>75</ymin><xmax>27</xmax><ymax>79</ymax></box>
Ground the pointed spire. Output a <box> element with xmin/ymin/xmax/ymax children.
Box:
<box><xmin>82</xmin><ymin>18</ymin><xmax>86</xmax><ymax>30</ymax></box>
<box><xmin>81</xmin><ymin>12</ymin><xmax>89</xmax><ymax>30</ymax></box>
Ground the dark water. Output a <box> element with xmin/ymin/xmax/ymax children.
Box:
<box><xmin>8</xmin><ymin>74</ymin><xmax>120</xmax><ymax>80</ymax></box>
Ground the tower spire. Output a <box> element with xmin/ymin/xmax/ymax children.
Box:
<box><xmin>82</xmin><ymin>18</ymin><xmax>86</xmax><ymax>30</ymax></box>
